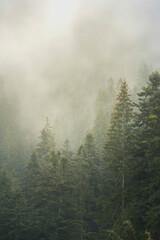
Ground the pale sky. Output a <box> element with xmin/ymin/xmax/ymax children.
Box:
<box><xmin>0</xmin><ymin>0</ymin><xmax>160</xmax><ymax>146</ymax></box>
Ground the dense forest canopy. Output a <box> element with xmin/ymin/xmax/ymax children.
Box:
<box><xmin>1</xmin><ymin>72</ymin><xmax>160</xmax><ymax>240</ymax></box>
<box><xmin>1</xmin><ymin>0</ymin><xmax>160</xmax><ymax>240</ymax></box>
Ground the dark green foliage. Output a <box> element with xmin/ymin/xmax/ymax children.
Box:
<box><xmin>24</xmin><ymin>120</ymin><xmax>80</xmax><ymax>240</ymax></box>
<box><xmin>98</xmin><ymin>80</ymin><xmax>135</xmax><ymax>238</ymax></box>
<box><xmin>74</xmin><ymin>133</ymin><xmax>103</xmax><ymax>239</ymax></box>
<box><xmin>129</xmin><ymin>72</ymin><xmax>160</xmax><ymax>239</ymax></box>
<box><xmin>1</xmin><ymin>72</ymin><xmax>160</xmax><ymax>240</ymax></box>
<box><xmin>37</xmin><ymin>117</ymin><xmax>56</xmax><ymax>158</ymax></box>
<box><xmin>0</xmin><ymin>168</ymin><xmax>27</xmax><ymax>240</ymax></box>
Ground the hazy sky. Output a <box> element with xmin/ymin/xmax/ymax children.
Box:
<box><xmin>1</xmin><ymin>0</ymin><xmax>160</xmax><ymax>82</ymax></box>
<box><xmin>0</xmin><ymin>0</ymin><xmax>160</xmax><ymax>146</ymax></box>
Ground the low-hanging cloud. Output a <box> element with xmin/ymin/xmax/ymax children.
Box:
<box><xmin>0</xmin><ymin>0</ymin><xmax>160</xmax><ymax>148</ymax></box>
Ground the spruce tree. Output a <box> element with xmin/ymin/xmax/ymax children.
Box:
<box><xmin>104</xmin><ymin>80</ymin><xmax>134</xmax><ymax>232</ymax></box>
<box><xmin>37</xmin><ymin>117</ymin><xmax>56</xmax><ymax>159</ymax></box>
<box><xmin>0</xmin><ymin>168</ymin><xmax>27</xmax><ymax>240</ymax></box>
<box><xmin>93</xmin><ymin>79</ymin><xmax>116</xmax><ymax>154</ymax></box>
<box><xmin>130</xmin><ymin>72</ymin><xmax>160</xmax><ymax>239</ymax></box>
<box><xmin>61</xmin><ymin>139</ymin><xmax>73</xmax><ymax>159</ymax></box>
<box><xmin>24</xmin><ymin>120</ymin><xmax>79</xmax><ymax>240</ymax></box>
<box><xmin>75</xmin><ymin>133</ymin><xmax>101</xmax><ymax>239</ymax></box>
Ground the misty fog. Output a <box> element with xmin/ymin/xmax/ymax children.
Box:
<box><xmin>1</xmin><ymin>0</ymin><xmax>160</xmax><ymax>148</ymax></box>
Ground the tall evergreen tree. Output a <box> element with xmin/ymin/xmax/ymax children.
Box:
<box><xmin>0</xmin><ymin>168</ymin><xmax>27</xmax><ymax>240</ymax></box>
<box><xmin>129</xmin><ymin>72</ymin><xmax>160</xmax><ymax>239</ymax></box>
<box><xmin>75</xmin><ymin>133</ymin><xmax>101</xmax><ymax>239</ymax></box>
<box><xmin>37</xmin><ymin>117</ymin><xmax>56</xmax><ymax>159</ymax></box>
<box><xmin>61</xmin><ymin>139</ymin><xmax>73</xmax><ymax>159</ymax></box>
<box><xmin>103</xmin><ymin>80</ymin><xmax>134</xmax><ymax>234</ymax></box>
<box><xmin>24</xmin><ymin>120</ymin><xmax>80</xmax><ymax>240</ymax></box>
<box><xmin>93</xmin><ymin>78</ymin><xmax>116</xmax><ymax>160</ymax></box>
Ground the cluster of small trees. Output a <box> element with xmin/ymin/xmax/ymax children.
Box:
<box><xmin>0</xmin><ymin>72</ymin><xmax>160</xmax><ymax>239</ymax></box>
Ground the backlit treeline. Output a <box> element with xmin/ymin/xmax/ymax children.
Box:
<box><xmin>0</xmin><ymin>72</ymin><xmax>160</xmax><ymax>240</ymax></box>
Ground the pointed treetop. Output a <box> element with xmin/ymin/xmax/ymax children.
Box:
<box><xmin>36</xmin><ymin>117</ymin><xmax>56</xmax><ymax>158</ymax></box>
<box><xmin>149</xmin><ymin>71</ymin><xmax>160</xmax><ymax>89</ymax></box>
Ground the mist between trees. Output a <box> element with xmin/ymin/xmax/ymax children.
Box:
<box><xmin>1</xmin><ymin>0</ymin><xmax>160</xmax><ymax>239</ymax></box>
<box><xmin>0</xmin><ymin>71</ymin><xmax>160</xmax><ymax>239</ymax></box>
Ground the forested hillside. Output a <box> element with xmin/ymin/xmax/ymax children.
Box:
<box><xmin>1</xmin><ymin>72</ymin><xmax>160</xmax><ymax>239</ymax></box>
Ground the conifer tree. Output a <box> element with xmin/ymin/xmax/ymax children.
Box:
<box><xmin>104</xmin><ymin>80</ymin><xmax>134</xmax><ymax>230</ymax></box>
<box><xmin>0</xmin><ymin>168</ymin><xmax>27</xmax><ymax>240</ymax></box>
<box><xmin>130</xmin><ymin>72</ymin><xmax>160</xmax><ymax>239</ymax></box>
<box><xmin>24</xmin><ymin>119</ymin><xmax>58</xmax><ymax>239</ymax></box>
<box><xmin>61</xmin><ymin>139</ymin><xmax>73</xmax><ymax>159</ymax></box>
<box><xmin>75</xmin><ymin>133</ymin><xmax>101</xmax><ymax>239</ymax></box>
<box><xmin>93</xmin><ymin>78</ymin><xmax>116</xmax><ymax>160</ymax></box>
<box><xmin>37</xmin><ymin>117</ymin><xmax>56</xmax><ymax>159</ymax></box>
<box><xmin>24</xmin><ymin>120</ymin><xmax>79</xmax><ymax>240</ymax></box>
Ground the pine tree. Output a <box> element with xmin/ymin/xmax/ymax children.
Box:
<box><xmin>24</xmin><ymin>120</ymin><xmax>80</xmax><ymax>240</ymax></box>
<box><xmin>130</xmin><ymin>72</ymin><xmax>160</xmax><ymax>239</ymax></box>
<box><xmin>0</xmin><ymin>168</ymin><xmax>27</xmax><ymax>240</ymax></box>
<box><xmin>75</xmin><ymin>133</ymin><xmax>101</xmax><ymax>239</ymax></box>
<box><xmin>37</xmin><ymin>117</ymin><xmax>56</xmax><ymax>159</ymax></box>
<box><xmin>104</xmin><ymin>80</ymin><xmax>134</xmax><ymax>232</ymax></box>
<box><xmin>61</xmin><ymin>139</ymin><xmax>73</xmax><ymax>159</ymax></box>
